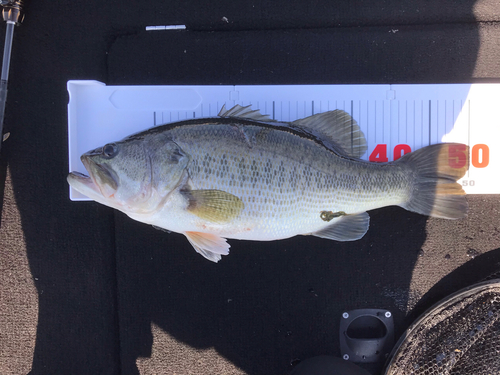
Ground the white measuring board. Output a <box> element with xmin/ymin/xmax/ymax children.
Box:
<box><xmin>67</xmin><ymin>80</ymin><xmax>499</xmax><ymax>200</ymax></box>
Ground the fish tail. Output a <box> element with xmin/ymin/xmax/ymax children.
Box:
<box><xmin>398</xmin><ymin>143</ymin><xmax>469</xmax><ymax>219</ymax></box>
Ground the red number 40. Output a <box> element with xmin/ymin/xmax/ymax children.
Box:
<box><xmin>369</xmin><ymin>144</ymin><xmax>411</xmax><ymax>162</ymax></box>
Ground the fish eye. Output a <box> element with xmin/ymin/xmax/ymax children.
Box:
<box><xmin>102</xmin><ymin>143</ymin><xmax>118</xmax><ymax>158</ymax></box>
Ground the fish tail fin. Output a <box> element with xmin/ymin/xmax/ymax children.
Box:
<box><xmin>398</xmin><ymin>143</ymin><xmax>469</xmax><ymax>219</ymax></box>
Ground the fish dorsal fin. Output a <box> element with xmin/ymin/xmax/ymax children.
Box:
<box><xmin>292</xmin><ymin>110</ymin><xmax>367</xmax><ymax>158</ymax></box>
<box><xmin>311</xmin><ymin>212</ymin><xmax>370</xmax><ymax>241</ymax></box>
<box><xmin>218</xmin><ymin>104</ymin><xmax>274</xmax><ymax>122</ymax></box>
<box><xmin>183</xmin><ymin>189</ymin><xmax>244</xmax><ymax>224</ymax></box>
<box><xmin>184</xmin><ymin>231</ymin><xmax>230</xmax><ymax>262</ymax></box>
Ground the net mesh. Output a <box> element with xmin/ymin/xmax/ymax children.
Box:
<box><xmin>385</xmin><ymin>282</ymin><xmax>500</xmax><ymax>374</ymax></box>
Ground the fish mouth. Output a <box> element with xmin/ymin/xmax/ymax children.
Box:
<box><xmin>81</xmin><ymin>154</ymin><xmax>119</xmax><ymax>198</ymax></box>
<box><xmin>67</xmin><ymin>171</ymin><xmax>102</xmax><ymax>198</ymax></box>
<box><xmin>68</xmin><ymin>154</ymin><xmax>119</xmax><ymax>200</ymax></box>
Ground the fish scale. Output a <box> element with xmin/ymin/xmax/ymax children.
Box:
<box><xmin>169</xmin><ymin>122</ymin><xmax>410</xmax><ymax>240</ymax></box>
<box><xmin>67</xmin><ymin>105</ymin><xmax>469</xmax><ymax>262</ymax></box>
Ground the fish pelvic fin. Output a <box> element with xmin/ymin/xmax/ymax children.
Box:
<box><xmin>311</xmin><ymin>212</ymin><xmax>370</xmax><ymax>241</ymax></box>
<box><xmin>398</xmin><ymin>143</ymin><xmax>469</xmax><ymax>219</ymax></box>
<box><xmin>292</xmin><ymin>110</ymin><xmax>367</xmax><ymax>158</ymax></box>
<box><xmin>184</xmin><ymin>231</ymin><xmax>230</xmax><ymax>262</ymax></box>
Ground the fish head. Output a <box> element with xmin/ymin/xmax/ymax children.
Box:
<box><xmin>68</xmin><ymin>135</ymin><xmax>190</xmax><ymax>213</ymax></box>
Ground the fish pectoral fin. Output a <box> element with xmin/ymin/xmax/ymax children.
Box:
<box><xmin>183</xmin><ymin>189</ymin><xmax>244</xmax><ymax>223</ymax></box>
<box><xmin>292</xmin><ymin>110</ymin><xmax>367</xmax><ymax>158</ymax></box>
<box><xmin>184</xmin><ymin>231</ymin><xmax>230</xmax><ymax>263</ymax></box>
<box><xmin>218</xmin><ymin>104</ymin><xmax>274</xmax><ymax>122</ymax></box>
<box><xmin>311</xmin><ymin>212</ymin><xmax>370</xmax><ymax>241</ymax></box>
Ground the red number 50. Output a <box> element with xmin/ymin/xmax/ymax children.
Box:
<box><xmin>448</xmin><ymin>144</ymin><xmax>489</xmax><ymax>169</ymax></box>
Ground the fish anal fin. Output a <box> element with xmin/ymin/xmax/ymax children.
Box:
<box><xmin>292</xmin><ymin>110</ymin><xmax>367</xmax><ymax>158</ymax></box>
<box><xmin>184</xmin><ymin>189</ymin><xmax>244</xmax><ymax>223</ymax></box>
<box><xmin>311</xmin><ymin>212</ymin><xmax>370</xmax><ymax>241</ymax></box>
<box><xmin>218</xmin><ymin>104</ymin><xmax>274</xmax><ymax>122</ymax></box>
<box><xmin>184</xmin><ymin>231</ymin><xmax>230</xmax><ymax>263</ymax></box>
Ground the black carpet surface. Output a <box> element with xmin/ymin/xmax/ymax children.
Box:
<box><xmin>0</xmin><ymin>1</ymin><xmax>499</xmax><ymax>374</ymax></box>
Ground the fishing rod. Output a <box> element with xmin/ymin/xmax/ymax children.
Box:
<box><xmin>0</xmin><ymin>0</ymin><xmax>24</xmax><ymax>153</ymax></box>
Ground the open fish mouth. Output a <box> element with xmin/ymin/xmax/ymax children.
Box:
<box><xmin>67</xmin><ymin>169</ymin><xmax>125</xmax><ymax>211</ymax></box>
<box><xmin>80</xmin><ymin>155</ymin><xmax>119</xmax><ymax>198</ymax></box>
<box><xmin>67</xmin><ymin>171</ymin><xmax>102</xmax><ymax>197</ymax></box>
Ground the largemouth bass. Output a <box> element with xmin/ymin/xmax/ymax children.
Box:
<box><xmin>67</xmin><ymin>105</ymin><xmax>469</xmax><ymax>262</ymax></box>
